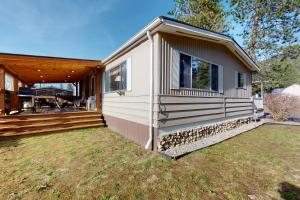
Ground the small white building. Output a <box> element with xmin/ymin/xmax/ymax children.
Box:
<box><xmin>282</xmin><ymin>84</ymin><xmax>300</xmax><ymax>97</ymax></box>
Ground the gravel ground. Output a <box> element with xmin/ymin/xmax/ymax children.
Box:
<box><xmin>264</xmin><ymin>118</ymin><xmax>300</xmax><ymax>126</ymax></box>
<box><xmin>159</xmin><ymin>120</ymin><xmax>266</xmax><ymax>159</ymax></box>
<box><xmin>160</xmin><ymin>118</ymin><xmax>300</xmax><ymax>159</ymax></box>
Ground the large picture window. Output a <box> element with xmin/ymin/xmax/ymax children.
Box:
<box><xmin>105</xmin><ymin>61</ymin><xmax>127</xmax><ymax>92</ymax></box>
<box><xmin>179</xmin><ymin>53</ymin><xmax>221</xmax><ymax>92</ymax></box>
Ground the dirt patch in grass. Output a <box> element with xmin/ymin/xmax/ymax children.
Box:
<box><xmin>0</xmin><ymin>125</ymin><xmax>300</xmax><ymax>199</ymax></box>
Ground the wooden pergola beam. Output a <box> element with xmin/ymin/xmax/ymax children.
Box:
<box><xmin>0</xmin><ymin>53</ymin><xmax>101</xmax><ymax>65</ymax></box>
<box><xmin>0</xmin><ymin>64</ymin><xmax>30</xmax><ymax>86</ymax></box>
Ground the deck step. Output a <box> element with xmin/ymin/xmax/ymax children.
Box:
<box><xmin>0</xmin><ymin>119</ymin><xmax>104</xmax><ymax>133</ymax></box>
<box><xmin>0</xmin><ymin>111</ymin><xmax>105</xmax><ymax>139</ymax></box>
<box><xmin>0</xmin><ymin>111</ymin><xmax>99</xmax><ymax>120</ymax></box>
<box><xmin>0</xmin><ymin>123</ymin><xmax>105</xmax><ymax>139</ymax></box>
<box><xmin>0</xmin><ymin>114</ymin><xmax>101</xmax><ymax>126</ymax></box>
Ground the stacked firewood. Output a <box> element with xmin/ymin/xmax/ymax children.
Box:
<box><xmin>159</xmin><ymin>117</ymin><xmax>252</xmax><ymax>151</ymax></box>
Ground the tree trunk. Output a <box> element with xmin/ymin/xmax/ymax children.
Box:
<box><xmin>247</xmin><ymin>2</ymin><xmax>260</xmax><ymax>61</ymax></box>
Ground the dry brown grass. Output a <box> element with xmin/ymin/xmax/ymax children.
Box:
<box><xmin>0</xmin><ymin>126</ymin><xmax>300</xmax><ymax>200</ymax></box>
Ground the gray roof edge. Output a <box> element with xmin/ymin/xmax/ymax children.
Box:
<box><xmin>103</xmin><ymin>16</ymin><xmax>260</xmax><ymax>72</ymax></box>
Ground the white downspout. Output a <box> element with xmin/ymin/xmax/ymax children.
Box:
<box><xmin>145</xmin><ymin>30</ymin><xmax>154</xmax><ymax>150</ymax></box>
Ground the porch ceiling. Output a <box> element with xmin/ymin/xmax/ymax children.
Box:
<box><xmin>0</xmin><ymin>53</ymin><xmax>103</xmax><ymax>84</ymax></box>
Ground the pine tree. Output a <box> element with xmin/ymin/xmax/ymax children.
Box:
<box><xmin>169</xmin><ymin>0</ymin><xmax>229</xmax><ymax>33</ymax></box>
<box><xmin>228</xmin><ymin>0</ymin><xmax>300</xmax><ymax>61</ymax></box>
<box><xmin>257</xmin><ymin>45</ymin><xmax>300</xmax><ymax>92</ymax></box>
<box><xmin>67</xmin><ymin>83</ymin><xmax>74</xmax><ymax>91</ymax></box>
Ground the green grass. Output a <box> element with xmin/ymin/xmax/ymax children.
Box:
<box><xmin>0</xmin><ymin>125</ymin><xmax>300</xmax><ymax>200</ymax></box>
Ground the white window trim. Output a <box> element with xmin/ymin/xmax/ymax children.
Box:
<box><xmin>126</xmin><ymin>57</ymin><xmax>132</xmax><ymax>92</ymax></box>
<box><xmin>218</xmin><ymin>65</ymin><xmax>224</xmax><ymax>94</ymax></box>
<box><xmin>104</xmin><ymin>59</ymin><xmax>130</xmax><ymax>94</ymax></box>
<box><xmin>235</xmin><ymin>71</ymin><xmax>247</xmax><ymax>90</ymax></box>
<box><xmin>209</xmin><ymin>64</ymin><xmax>212</xmax><ymax>91</ymax></box>
<box><xmin>170</xmin><ymin>49</ymin><xmax>180</xmax><ymax>90</ymax></box>
<box><xmin>243</xmin><ymin>73</ymin><xmax>247</xmax><ymax>89</ymax></box>
<box><xmin>179</xmin><ymin>51</ymin><xmax>221</xmax><ymax>93</ymax></box>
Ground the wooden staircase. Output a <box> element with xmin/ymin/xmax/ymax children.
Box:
<box><xmin>0</xmin><ymin>111</ymin><xmax>105</xmax><ymax>140</ymax></box>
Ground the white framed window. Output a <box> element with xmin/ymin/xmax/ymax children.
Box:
<box><xmin>179</xmin><ymin>52</ymin><xmax>223</xmax><ymax>92</ymax></box>
<box><xmin>104</xmin><ymin>58</ymin><xmax>131</xmax><ymax>93</ymax></box>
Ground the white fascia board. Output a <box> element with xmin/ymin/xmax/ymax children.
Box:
<box><xmin>161</xmin><ymin>19</ymin><xmax>232</xmax><ymax>42</ymax></box>
<box><xmin>103</xmin><ymin>17</ymin><xmax>162</xmax><ymax>64</ymax></box>
<box><xmin>161</xmin><ymin>18</ymin><xmax>260</xmax><ymax>72</ymax></box>
<box><xmin>230</xmin><ymin>42</ymin><xmax>260</xmax><ymax>72</ymax></box>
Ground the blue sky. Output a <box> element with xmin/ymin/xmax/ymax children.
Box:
<box><xmin>0</xmin><ymin>0</ymin><xmax>243</xmax><ymax>60</ymax></box>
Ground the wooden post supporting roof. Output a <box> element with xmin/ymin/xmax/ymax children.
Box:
<box><xmin>10</xmin><ymin>76</ymin><xmax>19</xmax><ymax>111</ymax></box>
<box><xmin>85</xmin><ymin>76</ymin><xmax>89</xmax><ymax>99</ymax></box>
<box><xmin>79</xmin><ymin>80</ymin><xmax>84</xmax><ymax>98</ymax></box>
<box><xmin>95</xmin><ymin>69</ymin><xmax>102</xmax><ymax>112</ymax></box>
<box><xmin>75</xmin><ymin>82</ymin><xmax>78</xmax><ymax>97</ymax></box>
<box><xmin>0</xmin><ymin>66</ymin><xmax>5</xmax><ymax>115</ymax></box>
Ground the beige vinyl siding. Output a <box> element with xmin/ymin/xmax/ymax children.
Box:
<box><xmin>103</xmin><ymin>34</ymin><xmax>161</xmax><ymax>128</ymax></box>
<box><xmin>155</xmin><ymin>32</ymin><xmax>254</xmax><ymax>128</ymax></box>
<box><xmin>103</xmin><ymin>32</ymin><xmax>254</xmax><ymax>130</ymax></box>
<box><xmin>159</xmin><ymin>32</ymin><xmax>252</xmax><ymax>98</ymax></box>
<box><xmin>157</xmin><ymin>95</ymin><xmax>253</xmax><ymax>127</ymax></box>
<box><xmin>102</xmin><ymin>37</ymin><xmax>150</xmax><ymax>125</ymax></box>
<box><xmin>224</xmin><ymin>98</ymin><xmax>253</xmax><ymax>118</ymax></box>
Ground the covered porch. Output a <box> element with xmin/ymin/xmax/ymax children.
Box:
<box><xmin>0</xmin><ymin>53</ymin><xmax>105</xmax><ymax>139</ymax></box>
<box><xmin>0</xmin><ymin>53</ymin><xmax>104</xmax><ymax>116</ymax></box>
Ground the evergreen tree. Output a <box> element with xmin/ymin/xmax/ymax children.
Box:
<box><xmin>257</xmin><ymin>44</ymin><xmax>300</xmax><ymax>92</ymax></box>
<box><xmin>67</xmin><ymin>83</ymin><xmax>74</xmax><ymax>91</ymax></box>
<box><xmin>228</xmin><ymin>0</ymin><xmax>300</xmax><ymax>61</ymax></box>
<box><xmin>169</xmin><ymin>0</ymin><xmax>229</xmax><ymax>33</ymax></box>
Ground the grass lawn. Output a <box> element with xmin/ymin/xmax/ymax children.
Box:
<box><xmin>0</xmin><ymin>125</ymin><xmax>300</xmax><ymax>200</ymax></box>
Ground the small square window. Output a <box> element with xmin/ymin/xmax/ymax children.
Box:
<box><xmin>237</xmin><ymin>72</ymin><xmax>245</xmax><ymax>88</ymax></box>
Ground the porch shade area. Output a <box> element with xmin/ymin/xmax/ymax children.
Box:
<box><xmin>0</xmin><ymin>53</ymin><xmax>102</xmax><ymax>84</ymax></box>
<box><xmin>0</xmin><ymin>53</ymin><xmax>103</xmax><ymax>115</ymax></box>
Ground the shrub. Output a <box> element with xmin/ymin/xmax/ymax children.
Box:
<box><xmin>264</xmin><ymin>94</ymin><xmax>296</xmax><ymax>121</ymax></box>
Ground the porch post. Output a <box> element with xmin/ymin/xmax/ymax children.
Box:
<box><xmin>260</xmin><ymin>81</ymin><xmax>264</xmax><ymax>99</ymax></box>
<box><xmin>80</xmin><ymin>80</ymin><xmax>84</xmax><ymax>98</ymax></box>
<box><xmin>95</xmin><ymin>69</ymin><xmax>102</xmax><ymax>113</ymax></box>
<box><xmin>85</xmin><ymin>76</ymin><xmax>89</xmax><ymax>98</ymax></box>
<box><xmin>10</xmin><ymin>76</ymin><xmax>19</xmax><ymax>111</ymax></box>
<box><xmin>75</xmin><ymin>82</ymin><xmax>78</xmax><ymax>97</ymax></box>
<box><xmin>0</xmin><ymin>66</ymin><xmax>5</xmax><ymax>115</ymax></box>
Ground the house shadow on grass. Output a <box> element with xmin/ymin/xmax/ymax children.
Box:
<box><xmin>278</xmin><ymin>182</ymin><xmax>300</xmax><ymax>200</ymax></box>
<box><xmin>0</xmin><ymin>139</ymin><xmax>20</xmax><ymax>149</ymax></box>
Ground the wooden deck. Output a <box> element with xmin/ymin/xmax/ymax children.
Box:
<box><xmin>0</xmin><ymin>111</ymin><xmax>105</xmax><ymax>140</ymax></box>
